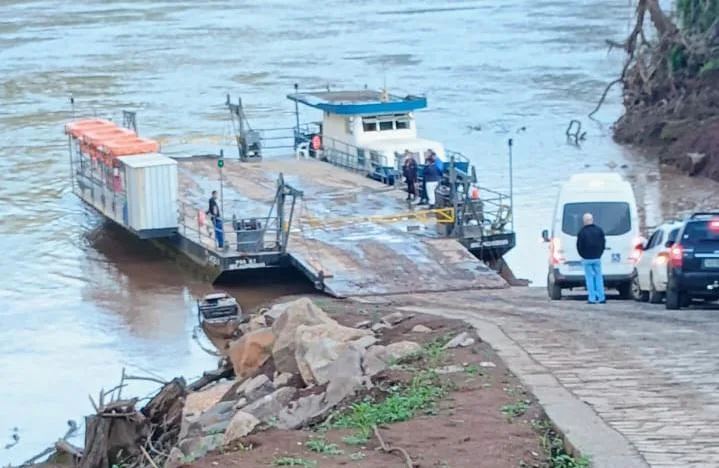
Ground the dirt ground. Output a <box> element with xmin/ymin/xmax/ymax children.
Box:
<box><xmin>186</xmin><ymin>296</ymin><xmax>557</xmax><ymax>468</ymax></box>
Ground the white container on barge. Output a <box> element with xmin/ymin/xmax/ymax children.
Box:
<box><xmin>116</xmin><ymin>153</ymin><xmax>179</xmax><ymax>236</ymax></box>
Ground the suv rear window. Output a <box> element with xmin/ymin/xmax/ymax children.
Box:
<box><xmin>681</xmin><ymin>220</ymin><xmax>719</xmax><ymax>243</ymax></box>
<box><xmin>562</xmin><ymin>202</ymin><xmax>631</xmax><ymax>236</ymax></box>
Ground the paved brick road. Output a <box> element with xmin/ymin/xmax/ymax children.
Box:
<box><xmin>388</xmin><ymin>288</ymin><xmax>719</xmax><ymax>468</ymax></box>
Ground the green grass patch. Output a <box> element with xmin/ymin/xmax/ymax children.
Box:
<box><xmin>333</xmin><ymin>370</ymin><xmax>446</xmax><ymax>437</ymax></box>
<box><xmin>271</xmin><ymin>457</ymin><xmax>317</xmax><ymax>466</ymax></box>
<box><xmin>501</xmin><ymin>401</ymin><xmax>529</xmax><ymax>420</ymax></box>
<box><xmin>341</xmin><ymin>434</ymin><xmax>369</xmax><ymax>446</ymax></box>
<box><xmin>390</xmin><ymin>336</ymin><xmax>451</xmax><ymax>368</ymax></box>
<box><xmin>305</xmin><ymin>437</ymin><xmax>343</xmax><ymax>455</ymax></box>
<box><xmin>348</xmin><ymin>451</ymin><xmax>366</xmax><ymax>461</ymax></box>
<box><xmin>533</xmin><ymin>418</ymin><xmax>592</xmax><ymax>468</ymax></box>
<box><xmin>700</xmin><ymin>58</ymin><xmax>719</xmax><ymax>74</ymax></box>
<box><xmin>550</xmin><ymin>453</ymin><xmax>592</xmax><ymax>468</ymax></box>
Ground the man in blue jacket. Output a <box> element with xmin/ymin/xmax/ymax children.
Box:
<box><xmin>576</xmin><ymin>213</ymin><xmax>606</xmax><ymax>304</ymax></box>
<box><xmin>422</xmin><ymin>150</ymin><xmax>443</xmax><ymax>208</ymax></box>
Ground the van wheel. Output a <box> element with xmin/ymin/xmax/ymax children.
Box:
<box><xmin>631</xmin><ymin>275</ymin><xmax>649</xmax><ymax>302</ymax></box>
<box><xmin>648</xmin><ymin>274</ymin><xmax>664</xmax><ymax>304</ymax></box>
<box><xmin>547</xmin><ymin>273</ymin><xmax>562</xmax><ymax>300</ymax></box>
<box><xmin>617</xmin><ymin>281</ymin><xmax>633</xmax><ymax>300</ymax></box>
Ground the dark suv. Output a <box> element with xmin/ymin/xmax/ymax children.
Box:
<box><xmin>665</xmin><ymin>212</ymin><xmax>719</xmax><ymax>309</ymax></box>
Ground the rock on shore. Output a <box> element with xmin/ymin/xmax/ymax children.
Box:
<box><xmin>168</xmin><ymin>297</ymin><xmax>423</xmax><ymax>466</ymax></box>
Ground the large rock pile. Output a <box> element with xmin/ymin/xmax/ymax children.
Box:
<box><xmin>166</xmin><ymin>297</ymin><xmax>421</xmax><ymax>467</ymax></box>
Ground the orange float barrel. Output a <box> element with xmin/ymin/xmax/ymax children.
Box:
<box><xmin>64</xmin><ymin>119</ymin><xmax>116</xmax><ymax>139</ymax></box>
<box><xmin>83</xmin><ymin>127</ymin><xmax>136</xmax><ymax>161</ymax></box>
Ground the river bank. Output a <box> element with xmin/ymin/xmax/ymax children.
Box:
<box><xmin>610</xmin><ymin>0</ymin><xmax>719</xmax><ymax>181</ymax></box>
<box><xmin>23</xmin><ymin>294</ymin><xmax>588</xmax><ymax>468</ymax></box>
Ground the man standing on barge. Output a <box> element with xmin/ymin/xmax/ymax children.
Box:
<box><xmin>402</xmin><ymin>149</ymin><xmax>418</xmax><ymax>201</ymax></box>
<box><xmin>207</xmin><ymin>190</ymin><xmax>224</xmax><ymax>249</ymax></box>
<box><xmin>422</xmin><ymin>149</ymin><xmax>443</xmax><ymax>208</ymax></box>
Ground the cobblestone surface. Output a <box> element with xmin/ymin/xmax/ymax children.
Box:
<box><xmin>391</xmin><ymin>288</ymin><xmax>719</xmax><ymax>468</ymax></box>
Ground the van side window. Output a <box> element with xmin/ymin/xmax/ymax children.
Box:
<box><xmin>562</xmin><ymin>202</ymin><xmax>631</xmax><ymax>236</ymax></box>
<box><xmin>667</xmin><ymin>228</ymin><xmax>680</xmax><ymax>243</ymax></box>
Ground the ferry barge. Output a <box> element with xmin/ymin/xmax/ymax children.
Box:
<box><xmin>63</xmin><ymin>87</ymin><xmax>516</xmax><ymax>297</ymax></box>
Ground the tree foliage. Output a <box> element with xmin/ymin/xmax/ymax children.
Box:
<box><xmin>676</xmin><ymin>0</ymin><xmax>719</xmax><ymax>35</ymax></box>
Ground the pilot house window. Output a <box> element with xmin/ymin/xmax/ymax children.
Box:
<box><xmin>362</xmin><ymin>119</ymin><xmax>378</xmax><ymax>132</ymax></box>
<box><xmin>379</xmin><ymin>120</ymin><xmax>394</xmax><ymax>131</ymax></box>
<box><xmin>361</xmin><ymin>114</ymin><xmax>412</xmax><ymax>132</ymax></box>
<box><xmin>395</xmin><ymin>119</ymin><xmax>410</xmax><ymax>129</ymax></box>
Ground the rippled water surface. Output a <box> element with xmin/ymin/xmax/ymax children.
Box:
<box><xmin>3</xmin><ymin>0</ymin><xmax>719</xmax><ymax>463</ymax></box>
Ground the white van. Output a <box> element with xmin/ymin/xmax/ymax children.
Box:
<box><xmin>541</xmin><ymin>172</ymin><xmax>641</xmax><ymax>300</ymax></box>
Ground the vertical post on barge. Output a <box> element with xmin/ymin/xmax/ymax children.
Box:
<box><xmin>218</xmin><ymin>149</ymin><xmax>225</xmax><ymax>217</ymax></box>
<box><xmin>508</xmin><ymin>138</ymin><xmax>514</xmax><ymax>230</ymax></box>
<box><xmin>293</xmin><ymin>83</ymin><xmax>300</xmax><ymax>150</ymax></box>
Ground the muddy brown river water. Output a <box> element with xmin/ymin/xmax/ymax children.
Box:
<box><xmin>2</xmin><ymin>0</ymin><xmax>719</xmax><ymax>463</ymax></box>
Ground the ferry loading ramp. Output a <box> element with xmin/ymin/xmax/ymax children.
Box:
<box><xmin>177</xmin><ymin>156</ymin><xmax>507</xmax><ymax>297</ymax></box>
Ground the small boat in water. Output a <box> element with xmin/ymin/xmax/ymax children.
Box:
<box><xmin>197</xmin><ymin>292</ymin><xmax>244</xmax><ymax>346</ymax></box>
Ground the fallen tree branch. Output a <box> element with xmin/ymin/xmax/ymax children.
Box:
<box><xmin>589</xmin><ymin>0</ymin><xmax>651</xmax><ymax>120</ymax></box>
<box><xmin>55</xmin><ymin>439</ymin><xmax>83</xmax><ymax>459</ymax></box>
<box><xmin>17</xmin><ymin>421</ymin><xmax>81</xmax><ymax>466</ymax></box>
<box><xmin>192</xmin><ymin>328</ymin><xmax>224</xmax><ymax>357</ymax></box>
<box><xmin>124</xmin><ymin>374</ymin><xmax>168</xmax><ymax>386</ymax></box>
<box><xmin>187</xmin><ymin>367</ymin><xmax>233</xmax><ymax>392</ymax></box>
<box><xmin>372</xmin><ymin>424</ymin><xmax>414</xmax><ymax>468</ymax></box>
<box><xmin>139</xmin><ymin>445</ymin><xmax>160</xmax><ymax>468</ymax></box>
<box><xmin>20</xmin><ymin>447</ymin><xmax>55</xmax><ymax>466</ymax></box>
<box><xmin>588</xmin><ymin>78</ymin><xmax>623</xmax><ymax>119</ymax></box>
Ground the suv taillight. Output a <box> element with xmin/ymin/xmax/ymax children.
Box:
<box><xmin>670</xmin><ymin>244</ymin><xmax>683</xmax><ymax>267</ymax></box>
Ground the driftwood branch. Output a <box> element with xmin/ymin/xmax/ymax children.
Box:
<box><xmin>16</xmin><ymin>362</ymin><xmax>233</xmax><ymax>468</ymax></box>
<box><xmin>139</xmin><ymin>445</ymin><xmax>160</xmax><ymax>468</ymax></box>
<box><xmin>18</xmin><ymin>420</ymin><xmax>81</xmax><ymax>466</ymax></box>
<box><xmin>372</xmin><ymin>424</ymin><xmax>415</xmax><ymax>468</ymax></box>
<box><xmin>187</xmin><ymin>367</ymin><xmax>233</xmax><ymax>392</ymax></box>
<box><xmin>588</xmin><ymin>0</ymin><xmax>679</xmax><ymax>119</ymax></box>
<box><xmin>123</xmin><ymin>374</ymin><xmax>169</xmax><ymax>386</ymax></box>
<box><xmin>588</xmin><ymin>78</ymin><xmax>623</xmax><ymax>119</ymax></box>
<box><xmin>20</xmin><ymin>447</ymin><xmax>55</xmax><ymax>466</ymax></box>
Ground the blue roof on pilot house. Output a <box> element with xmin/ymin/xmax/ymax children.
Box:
<box><xmin>286</xmin><ymin>89</ymin><xmax>428</xmax><ymax>115</ymax></box>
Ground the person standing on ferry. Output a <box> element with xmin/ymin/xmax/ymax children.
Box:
<box><xmin>422</xmin><ymin>149</ymin><xmax>443</xmax><ymax>208</ymax></box>
<box><xmin>402</xmin><ymin>149</ymin><xmax>418</xmax><ymax>201</ymax></box>
<box><xmin>206</xmin><ymin>190</ymin><xmax>224</xmax><ymax>249</ymax></box>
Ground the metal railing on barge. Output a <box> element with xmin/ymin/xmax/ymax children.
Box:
<box><xmin>175</xmin><ymin>173</ymin><xmax>303</xmax><ymax>271</ymax></box>
<box><xmin>177</xmin><ymin>202</ymin><xmax>283</xmax><ymax>256</ymax></box>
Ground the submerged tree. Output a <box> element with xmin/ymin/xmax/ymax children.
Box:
<box><xmin>595</xmin><ymin>0</ymin><xmax>719</xmax><ymax>144</ymax></box>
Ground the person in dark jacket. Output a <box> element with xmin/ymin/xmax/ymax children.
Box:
<box><xmin>206</xmin><ymin>190</ymin><xmax>224</xmax><ymax>249</ymax></box>
<box><xmin>576</xmin><ymin>212</ymin><xmax>606</xmax><ymax>304</ymax></box>
<box><xmin>402</xmin><ymin>150</ymin><xmax>418</xmax><ymax>201</ymax></box>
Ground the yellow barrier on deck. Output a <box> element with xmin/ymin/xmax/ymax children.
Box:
<box><xmin>301</xmin><ymin>207</ymin><xmax>455</xmax><ymax>229</ymax></box>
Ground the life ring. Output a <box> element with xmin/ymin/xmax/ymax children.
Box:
<box><xmin>311</xmin><ymin>135</ymin><xmax>322</xmax><ymax>150</ymax></box>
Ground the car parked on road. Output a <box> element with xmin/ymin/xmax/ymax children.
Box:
<box><xmin>632</xmin><ymin>220</ymin><xmax>684</xmax><ymax>303</ymax></box>
<box><xmin>664</xmin><ymin>212</ymin><xmax>719</xmax><ymax>309</ymax></box>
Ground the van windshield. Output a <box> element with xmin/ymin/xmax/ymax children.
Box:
<box><xmin>562</xmin><ymin>202</ymin><xmax>631</xmax><ymax>236</ymax></box>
